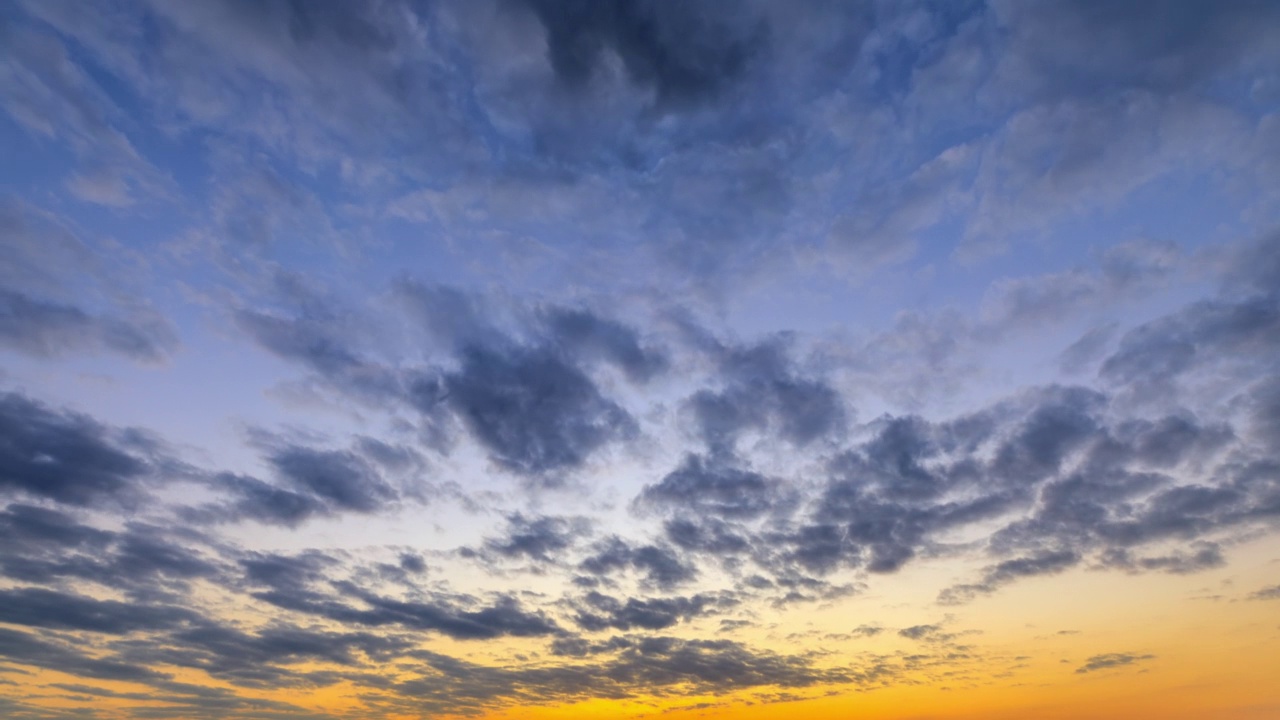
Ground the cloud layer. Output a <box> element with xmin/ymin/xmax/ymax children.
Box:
<box><xmin>1</xmin><ymin>0</ymin><xmax>1279</xmax><ymax>718</ymax></box>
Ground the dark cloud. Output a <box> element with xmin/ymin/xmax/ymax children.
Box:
<box><xmin>769</xmin><ymin>522</ymin><xmax>860</xmax><ymax>576</ymax></box>
<box><xmin>398</xmin><ymin>553</ymin><xmax>427</xmax><ymax>574</ymax></box>
<box><xmin>226</xmin><ymin>0</ymin><xmax>397</xmax><ymax>55</ymax></box>
<box><xmin>109</xmin><ymin>524</ymin><xmax>223</xmax><ymax>586</ymax></box>
<box><xmin>590</xmin><ymin>635</ymin><xmax>850</xmax><ymax>690</ymax></box>
<box><xmin>248</xmin><ymin>570</ymin><xmax>561</xmax><ymax>641</ymax></box>
<box><xmin>0</xmin><ymin>503</ymin><xmax>224</xmax><ymax>605</ymax></box>
<box><xmin>1114</xmin><ymin>415</ymin><xmax>1235</xmax><ymax>469</ymax></box>
<box><xmin>687</xmin><ymin>337</ymin><xmax>846</xmax><ymax>452</ymax></box>
<box><xmin>356</xmin><ymin>436</ymin><xmax>426</xmax><ymax>473</ymax></box>
<box><xmin>240</xmin><ymin>286</ymin><xmax>654</xmax><ymax>481</ymax></box>
<box><xmin>192</xmin><ymin>431</ymin><xmax>422</xmax><ymax>527</ymax></box>
<box><xmin>1099</xmin><ymin>294</ymin><xmax>1280</xmax><ymax>397</ymax></box>
<box><xmin>548</xmin><ymin>634</ymin><xmax>634</xmax><ymax>658</ymax></box>
<box><xmin>939</xmin><ymin>551</ymin><xmax>1081</xmax><ymax>605</ymax></box>
<box><xmin>513</xmin><ymin>0</ymin><xmax>767</xmax><ymax>104</ymax></box>
<box><xmin>349</xmin><ymin>592</ymin><xmax>562</xmax><ymax>640</ymax></box>
<box><xmin>0</xmin><ymin>503</ymin><xmax>112</xmax><ymax>550</ymax></box>
<box><xmin>269</xmin><ymin>444</ymin><xmax>396</xmax><ymax>513</ymax></box>
<box><xmin>0</xmin><ymin>587</ymin><xmax>199</xmax><ymax>634</ymax></box>
<box><xmin>572</xmin><ymin>591</ymin><xmax>723</xmax><ymax>632</ymax></box>
<box><xmin>990</xmin><ymin>386</ymin><xmax>1104</xmax><ymax>484</ymax></box>
<box><xmin>800</xmin><ymin>415</ymin><xmax>1022</xmax><ymax>574</ymax></box>
<box><xmin>1099</xmin><ymin>543</ymin><xmax>1225</xmax><ymax>575</ymax></box>
<box><xmin>660</xmin><ymin>362</ymin><xmax>1269</xmax><ymax>604</ymax></box>
<box><xmin>580</xmin><ymin>537</ymin><xmax>697</xmax><ymax>590</ymax></box>
<box><xmin>234</xmin><ymin>307</ymin><xmax>399</xmax><ymax>400</ymax></box>
<box><xmin>0</xmin><ymin>391</ymin><xmax>151</xmax><ymax>505</ymax></box>
<box><xmin>443</xmin><ymin>343</ymin><xmax>637</xmax><ymax>478</ymax></box>
<box><xmin>239</xmin><ymin>551</ymin><xmax>337</xmax><ymax>597</ymax></box>
<box><xmin>542</xmin><ymin>307</ymin><xmax>669</xmax><ymax>382</ymax></box>
<box><xmin>395</xmin><ymin>634</ymin><xmax>857</xmax><ymax>714</ymax></box>
<box><xmin>406</xmin><ymin>299</ymin><xmax>666</xmax><ymax>478</ymax></box>
<box><xmin>638</xmin><ymin>454</ymin><xmax>790</xmax><ymax>520</ymax></box>
<box><xmin>482</xmin><ymin>513</ymin><xmax>590</xmax><ymax>562</ymax></box>
<box><xmin>898</xmin><ymin>624</ymin><xmax>942</xmax><ymax>641</ymax></box>
<box><xmin>198</xmin><ymin>472</ymin><xmax>331</xmax><ymax>527</ymax></box>
<box><xmin>664</xmin><ymin>515</ymin><xmax>752</xmax><ymax>556</ymax></box>
<box><xmin>1074</xmin><ymin>652</ymin><xmax>1154</xmax><ymax>674</ymax></box>
<box><xmin>0</xmin><ymin>627</ymin><xmax>169</xmax><ymax>683</ymax></box>
<box><xmin>152</xmin><ymin>623</ymin><xmax>412</xmax><ymax>688</ymax></box>
<box><xmin>40</xmin><ymin>679</ymin><xmax>306</xmax><ymax>718</ymax></box>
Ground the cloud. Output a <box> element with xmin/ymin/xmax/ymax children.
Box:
<box><xmin>480</xmin><ymin>513</ymin><xmax>591</xmax><ymax>562</ymax></box>
<box><xmin>0</xmin><ymin>288</ymin><xmax>177</xmax><ymax>361</ymax></box>
<box><xmin>196</xmin><ymin>472</ymin><xmax>332</xmax><ymax>527</ymax></box>
<box><xmin>1248</xmin><ymin>584</ymin><xmax>1280</xmax><ymax>601</ymax></box>
<box><xmin>939</xmin><ymin>551</ymin><xmax>1081</xmax><ymax>605</ymax></box>
<box><xmin>638</xmin><ymin>454</ymin><xmax>791</xmax><ymax>520</ymax></box>
<box><xmin>980</xmin><ymin>240</ymin><xmax>1180</xmax><ymax>333</ymax></box>
<box><xmin>0</xmin><ymin>24</ymin><xmax>171</xmax><ymax>206</ymax></box>
<box><xmin>1099</xmin><ymin>294</ymin><xmax>1280</xmax><ymax>398</ymax></box>
<box><xmin>0</xmin><ymin>587</ymin><xmax>199</xmax><ymax>634</ymax></box>
<box><xmin>153</xmin><ymin>623</ymin><xmax>414</xmax><ymax>688</ymax></box>
<box><xmin>542</xmin><ymin>307</ymin><xmax>670</xmax><ymax>382</ymax></box>
<box><xmin>664</xmin><ymin>515</ymin><xmax>753</xmax><ymax>556</ymax></box>
<box><xmin>580</xmin><ymin>537</ymin><xmax>697</xmax><ymax>590</ymax></box>
<box><xmin>898</xmin><ymin>624</ymin><xmax>942</xmax><ymax>641</ymax></box>
<box><xmin>1060</xmin><ymin>323</ymin><xmax>1120</xmax><ymax>375</ymax></box>
<box><xmin>995</xmin><ymin>0</ymin><xmax>1280</xmax><ymax>96</ymax></box>
<box><xmin>0</xmin><ymin>392</ymin><xmax>153</xmax><ymax>506</ymax></box>
<box><xmin>189</xmin><ymin>432</ymin><xmax>416</xmax><ymax>526</ymax></box>
<box><xmin>248</xmin><ymin>573</ymin><xmax>562</xmax><ymax>642</ymax></box>
<box><xmin>1099</xmin><ymin>543</ymin><xmax>1226</xmax><ymax>575</ymax></box>
<box><xmin>268</xmin><ymin>444</ymin><xmax>397</xmax><ymax>513</ymax></box>
<box><xmin>511</xmin><ymin>0</ymin><xmax>767</xmax><ymax>104</ymax></box>
<box><xmin>442</xmin><ymin>343</ymin><xmax>637</xmax><ymax>478</ymax></box>
<box><xmin>4</xmin><ymin>3</ymin><xmax>1280</xmax><ymax>716</ymax></box>
<box><xmin>0</xmin><ymin>627</ymin><xmax>169</xmax><ymax>683</ymax></box>
<box><xmin>655</xmin><ymin>342</ymin><xmax>1269</xmax><ymax>604</ymax></box>
<box><xmin>395</xmin><ymin>635</ymin><xmax>858</xmax><ymax>713</ymax></box>
<box><xmin>237</xmin><ymin>286</ymin><xmax>658</xmax><ymax>481</ymax></box>
<box><xmin>571</xmin><ymin>591</ymin><xmax>724</xmax><ymax>632</ymax></box>
<box><xmin>1074</xmin><ymin>652</ymin><xmax>1154</xmax><ymax>674</ymax></box>
<box><xmin>686</xmin><ymin>336</ymin><xmax>846</xmax><ymax>452</ymax></box>
<box><xmin>0</xmin><ymin>199</ymin><xmax>177</xmax><ymax>362</ymax></box>
<box><xmin>0</xmin><ymin>511</ymin><xmax>222</xmax><ymax>608</ymax></box>
<box><xmin>233</xmin><ymin>307</ymin><xmax>399</xmax><ymax>401</ymax></box>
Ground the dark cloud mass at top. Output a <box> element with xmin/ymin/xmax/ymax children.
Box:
<box><xmin>1</xmin><ymin>0</ymin><xmax>1280</xmax><ymax>717</ymax></box>
<box><xmin>514</xmin><ymin>0</ymin><xmax>767</xmax><ymax>103</ymax></box>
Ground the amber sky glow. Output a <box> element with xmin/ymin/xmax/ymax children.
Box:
<box><xmin>1</xmin><ymin>0</ymin><xmax>1280</xmax><ymax>718</ymax></box>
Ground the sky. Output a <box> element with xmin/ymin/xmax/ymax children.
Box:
<box><xmin>1</xmin><ymin>0</ymin><xmax>1279</xmax><ymax>718</ymax></box>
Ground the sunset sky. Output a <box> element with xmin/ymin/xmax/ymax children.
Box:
<box><xmin>2</xmin><ymin>1</ymin><xmax>1280</xmax><ymax>718</ymax></box>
